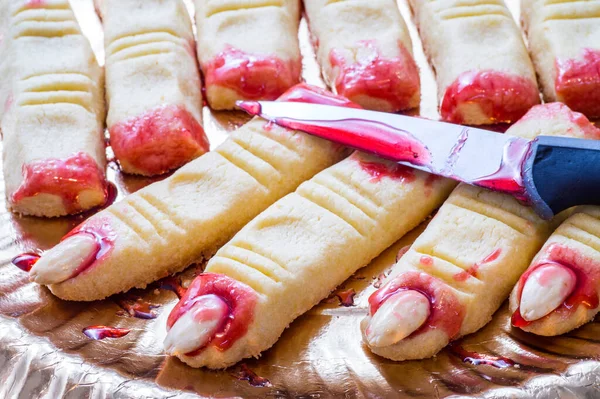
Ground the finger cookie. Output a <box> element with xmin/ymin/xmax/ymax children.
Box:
<box><xmin>510</xmin><ymin>204</ymin><xmax>600</xmax><ymax>336</ymax></box>
<box><xmin>0</xmin><ymin>0</ymin><xmax>107</xmax><ymax>217</ymax></box>
<box><xmin>195</xmin><ymin>0</ymin><xmax>302</xmax><ymax>110</ymax></box>
<box><xmin>361</xmin><ymin>102</ymin><xmax>596</xmax><ymax>361</ymax></box>
<box><xmin>522</xmin><ymin>0</ymin><xmax>600</xmax><ymax>118</ymax></box>
<box><xmin>103</xmin><ymin>0</ymin><xmax>209</xmax><ymax>176</ymax></box>
<box><xmin>164</xmin><ymin>156</ymin><xmax>456</xmax><ymax>369</ymax></box>
<box><xmin>26</xmin><ymin>85</ymin><xmax>348</xmax><ymax>301</ymax></box>
<box><xmin>409</xmin><ymin>0</ymin><xmax>539</xmax><ymax>124</ymax></box>
<box><xmin>304</xmin><ymin>0</ymin><xmax>420</xmax><ymax>112</ymax></box>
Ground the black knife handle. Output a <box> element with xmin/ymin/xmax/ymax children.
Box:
<box><xmin>523</xmin><ymin>135</ymin><xmax>600</xmax><ymax>219</ymax></box>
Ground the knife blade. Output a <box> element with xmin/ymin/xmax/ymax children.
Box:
<box><xmin>237</xmin><ymin>100</ymin><xmax>600</xmax><ymax>220</ymax></box>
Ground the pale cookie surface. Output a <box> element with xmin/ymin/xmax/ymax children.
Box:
<box><xmin>361</xmin><ymin>103</ymin><xmax>593</xmax><ymax>361</ymax></box>
<box><xmin>104</xmin><ymin>0</ymin><xmax>208</xmax><ymax>176</ymax></box>
<box><xmin>409</xmin><ymin>0</ymin><xmax>539</xmax><ymax>124</ymax></box>
<box><xmin>304</xmin><ymin>0</ymin><xmax>420</xmax><ymax>112</ymax></box>
<box><xmin>30</xmin><ymin>85</ymin><xmax>347</xmax><ymax>301</ymax></box>
<box><xmin>522</xmin><ymin>0</ymin><xmax>600</xmax><ymax>118</ymax></box>
<box><xmin>167</xmin><ymin>152</ymin><xmax>456</xmax><ymax>369</ymax></box>
<box><xmin>195</xmin><ymin>0</ymin><xmax>302</xmax><ymax>110</ymax></box>
<box><xmin>0</xmin><ymin>0</ymin><xmax>106</xmax><ymax>217</ymax></box>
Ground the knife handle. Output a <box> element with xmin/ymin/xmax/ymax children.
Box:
<box><xmin>524</xmin><ymin>135</ymin><xmax>600</xmax><ymax>219</ymax></box>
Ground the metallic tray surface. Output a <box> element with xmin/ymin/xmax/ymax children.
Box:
<box><xmin>0</xmin><ymin>0</ymin><xmax>599</xmax><ymax>398</ymax></box>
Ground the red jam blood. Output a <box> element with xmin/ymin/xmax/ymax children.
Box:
<box><xmin>369</xmin><ymin>271</ymin><xmax>465</xmax><ymax>340</ymax></box>
<box><xmin>26</xmin><ymin>0</ymin><xmax>45</xmax><ymax>7</ymax></box>
<box><xmin>204</xmin><ymin>46</ymin><xmax>301</xmax><ymax>103</ymax></box>
<box><xmin>448</xmin><ymin>343</ymin><xmax>516</xmax><ymax>369</ymax></box>
<box><xmin>520</xmin><ymin>102</ymin><xmax>600</xmax><ymax>140</ymax></box>
<box><xmin>276</xmin><ymin>83</ymin><xmax>363</xmax><ymax>109</ymax></box>
<box><xmin>420</xmin><ymin>255</ymin><xmax>434</xmax><ymax>267</ymax></box>
<box><xmin>167</xmin><ymin>273</ymin><xmax>258</xmax><ymax>354</ymax></box>
<box><xmin>336</xmin><ymin>288</ymin><xmax>356</xmax><ymax>307</ymax></box>
<box><xmin>440</xmin><ymin>70</ymin><xmax>540</xmax><ymax>124</ymax></box>
<box><xmin>158</xmin><ymin>276</ymin><xmax>187</xmax><ymax>299</ymax></box>
<box><xmin>555</xmin><ymin>49</ymin><xmax>600</xmax><ymax>118</ymax></box>
<box><xmin>11</xmin><ymin>152</ymin><xmax>107</xmax><ymax>214</ymax></box>
<box><xmin>235</xmin><ymin>364</ymin><xmax>272</xmax><ymax>388</ymax></box>
<box><xmin>512</xmin><ymin>244</ymin><xmax>600</xmax><ymax>328</ymax></box>
<box><xmin>359</xmin><ymin>159</ymin><xmax>416</xmax><ymax>183</ymax></box>
<box><xmin>12</xmin><ymin>253</ymin><xmax>40</xmax><ymax>272</ymax></box>
<box><xmin>83</xmin><ymin>325</ymin><xmax>131</xmax><ymax>340</ymax></box>
<box><xmin>116</xmin><ymin>293</ymin><xmax>160</xmax><ymax>319</ymax></box>
<box><xmin>110</xmin><ymin>105</ymin><xmax>209</xmax><ymax>176</ymax></box>
<box><xmin>454</xmin><ymin>249</ymin><xmax>501</xmax><ymax>282</ymax></box>
<box><xmin>329</xmin><ymin>40</ymin><xmax>420</xmax><ymax>112</ymax></box>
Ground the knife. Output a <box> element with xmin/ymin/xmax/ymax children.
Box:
<box><xmin>237</xmin><ymin>100</ymin><xmax>600</xmax><ymax>220</ymax></box>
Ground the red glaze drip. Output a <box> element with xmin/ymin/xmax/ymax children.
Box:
<box><xmin>83</xmin><ymin>325</ymin><xmax>130</xmax><ymax>340</ymax></box>
<box><xmin>359</xmin><ymin>159</ymin><xmax>416</xmax><ymax>183</ymax></box>
<box><xmin>116</xmin><ymin>293</ymin><xmax>160</xmax><ymax>319</ymax></box>
<box><xmin>448</xmin><ymin>343</ymin><xmax>515</xmax><ymax>369</ymax></box>
<box><xmin>440</xmin><ymin>70</ymin><xmax>540</xmax><ymax>124</ymax></box>
<box><xmin>203</xmin><ymin>46</ymin><xmax>301</xmax><ymax>102</ymax></box>
<box><xmin>396</xmin><ymin>245</ymin><xmax>411</xmax><ymax>263</ymax></box>
<box><xmin>158</xmin><ymin>276</ymin><xmax>187</xmax><ymax>299</ymax></box>
<box><xmin>59</xmin><ymin>217</ymin><xmax>117</xmax><ymax>278</ymax></box>
<box><xmin>336</xmin><ymin>288</ymin><xmax>356</xmax><ymax>307</ymax></box>
<box><xmin>167</xmin><ymin>273</ymin><xmax>258</xmax><ymax>353</ymax></box>
<box><xmin>519</xmin><ymin>102</ymin><xmax>600</xmax><ymax>140</ymax></box>
<box><xmin>420</xmin><ymin>255</ymin><xmax>433</xmax><ymax>267</ymax></box>
<box><xmin>555</xmin><ymin>49</ymin><xmax>600</xmax><ymax>118</ymax></box>
<box><xmin>512</xmin><ymin>244</ymin><xmax>600</xmax><ymax>327</ymax></box>
<box><xmin>110</xmin><ymin>105</ymin><xmax>209</xmax><ymax>176</ymax></box>
<box><xmin>454</xmin><ymin>249</ymin><xmax>501</xmax><ymax>282</ymax></box>
<box><xmin>12</xmin><ymin>253</ymin><xmax>40</xmax><ymax>272</ymax></box>
<box><xmin>369</xmin><ymin>271</ymin><xmax>465</xmax><ymax>339</ymax></box>
<box><xmin>235</xmin><ymin>364</ymin><xmax>272</xmax><ymax>388</ymax></box>
<box><xmin>329</xmin><ymin>40</ymin><xmax>420</xmax><ymax>112</ymax></box>
<box><xmin>11</xmin><ymin>152</ymin><xmax>107</xmax><ymax>214</ymax></box>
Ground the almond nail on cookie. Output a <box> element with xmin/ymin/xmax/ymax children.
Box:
<box><xmin>26</xmin><ymin>85</ymin><xmax>347</xmax><ymax>301</ymax></box>
<box><xmin>164</xmin><ymin>148</ymin><xmax>456</xmax><ymax>369</ymax></box>
<box><xmin>361</xmin><ymin>102</ymin><xmax>597</xmax><ymax>361</ymax></box>
<box><xmin>522</xmin><ymin>0</ymin><xmax>600</xmax><ymax>119</ymax></box>
<box><xmin>103</xmin><ymin>0</ymin><xmax>209</xmax><ymax>176</ymax></box>
<box><xmin>304</xmin><ymin>0</ymin><xmax>420</xmax><ymax>112</ymax></box>
<box><xmin>408</xmin><ymin>0</ymin><xmax>539</xmax><ymax>124</ymax></box>
<box><xmin>195</xmin><ymin>0</ymin><xmax>302</xmax><ymax>110</ymax></box>
<box><xmin>0</xmin><ymin>0</ymin><xmax>107</xmax><ymax>217</ymax></box>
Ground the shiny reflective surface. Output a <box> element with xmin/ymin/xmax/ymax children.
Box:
<box><xmin>1</xmin><ymin>0</ymin><xmax>600</xmax><ymax>398</ymax></box>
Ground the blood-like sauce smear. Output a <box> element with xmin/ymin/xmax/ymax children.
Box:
<box><xmin>167</xmin><ymin>273</ymin><xmax>258</xmax><ymax>355</ymax></box>
<box><xmin>234</xmin><ymin>364</ymin><xmax>272</xmax><ymax>388</ymax></box>
<box><xmin>454</xmin><ymin>249</ymin><xmax>501</xmax><ymax>282</ymax></box>
<box><xmin>12</xmin><ymin>253</ymin><xmax>40</xmax><ymax>272</ymax></box>
<box><xmin>116</xmin><ymin>293</ymin><xmax>160</xmax><ymax>320</ymax></box>
<box><xmin>555</xmin><ymin>49</ymin><xmax>600</xmax><ymax>118</ymax></box>
<box><xmin>276</xmin><ymin>83</ymin><xmax>363</xmax><ymax>109</ymax></box>
<box><xmin>440</xmin><ymin>70</ymin><xmax>540</xmax><ymax>124</ymax></box>
<box><xmin>110</xmin><ymin>105</ymin><xmax>209</xmax><ymax>176</ymax></box>
<box><xmin>26</xmin><ymin>0</ymin><xmax>45</xmax><ymax>8</ymax></box>
<box><xmin>512</xmin><ymin>244</ymin><xmax>600</xmax><ymax>328</ymax></box>
<box><xmin>83</xmin><ymin>325</ymin><xmax>131</xmax><ymax>340</ymax></box>
<box><xmin>369</xmin><ymin>271</ymin><xmax>465</xmax><ymax>340</ymax></box>
<box><xmin>359</xmin><ymin>159</ymin><xmax>416</xmax><ymax>183</ymax></box>
<box><xmin>336</xmin><ymin>288</ymin><xmax>356</xmax><ymax>307</ymax></box>
<box><xmin>448</xmin><ymin>343</ymin><xmax>516</xmax><ymax>369</ymax></box>
<box><xmin>11</xmin><ymin>152</ymin><xmax>108</xmax><ymax>214</ymax></box>
<box><xmin>329</xmin><ymin>40</ymin><xmax>420</xmax><ymax>112</ymax></box>
<box><xmin>158</xmin><ymin>276</ymin><xmax>187</xmax><ymax>299</ymax></box>
<box><xmin>203</xmin><ymin>46</ymin><xmax>301</xmax><ymax>103</ymax></box>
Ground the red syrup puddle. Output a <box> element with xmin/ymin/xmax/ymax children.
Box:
<box><xmin>359</xmin><ymin>160</ymin><xmax>416</xmax><ymax>183</ymax></box>
<box><xmin>204</xmin><ymin>46</ymin><xmax>301</xmax><ymax>101</ymax></box>
<box><xmin>369</xmin><ymin>271</ymin><xmax>465</xmax><ymax>340</ymax></box>
<box><xmin>440</xmin><ymin>70</ymin><xmax>540</xmax><ymax>124</ymax></box>
<box><xmin>234</xmin><ymin>364</ymin><xmax>272</xmax><ymax>388</ymax></box>
<box><xmin>512</xmin><ymin>244</ymin><xmax>600</xmax><ymax>328</ymax></box>
<box><xmin>167</xmin><ymin>273</ymin><xmax>258</xmax><ymax>353</ymax></box>
<box><xmin>115</xmin><ymin>293</ymin><xmax>160</xmax><ymax>319</ymax></box>
<box><xmin>11</xmin><ymin>152</ymin><xmax>108</xmax><ymax>214</ymax></box>
<box><xmin>157</xmin><ymin>276</ymin><xmax>187</xmax><ymax>299</ymax></box>
<box><xmin>454</xmin><ymin>248</ymin><xmax>502</xmax><ymax>282</ymax></box>
<box><xmin>12</xmin><ymin>253</ymin><xmax>40</xmax><ymax>272</ymax></box>
<box><xmin>555</xmin><ymin>49</ymin><xmax>600</xmax><ymax>118</ymax></box>
<box><xmin>109</xmin><ymin>105</ymin><xmax>209</xmax><ymax>176</ymax></box>
<box><xmin>336</xmin><ymin>288</ymin><xmax>356</xmax><ymax>307</ymax></box>
<box><xmin>82</xmin><ymin>325</ymin><xmax>130</xmax><ymax>340</ymax></box>
<box><xmin>329</xmin><ymin>40</ymin><xmax>420</xmax><ymax>112</ymax></box>
<box><xmin>448</xmin><ymin>343</ymin><xmax>515</xmax><ymax>369</ymax></box>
